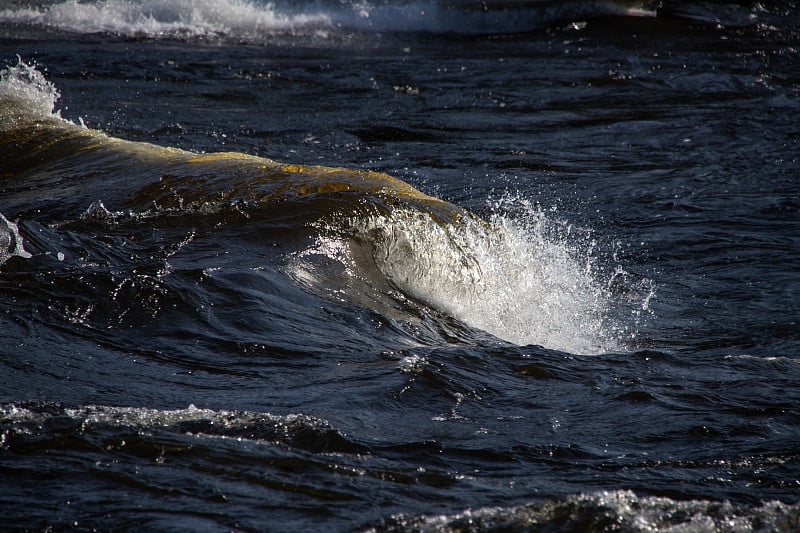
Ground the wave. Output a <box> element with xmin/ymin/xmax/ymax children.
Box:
<box><xmin>368</xmin><ymin>489</ymin><xmax>800</xmax><ymax>531</ymax></box>
<box><xmin>2</xmin><ymin>0</ymin><xmax>795</xmax><ymax>42</ymax></box>
<box><xmin>0</xmin><ymin>0</ymin><xmax>658</xmax><ymax>40</ymax></box>
<box><xmin>0</xmin><ymin>58</ymin><xmax>62</xmax><ymax>124</ymax></box>
<box><xmin>4</xmin><ymin>401</ymin><xmax>799</xmax><ymax>530</ymax></box>
<box><xmin>1</xmin><ymin>0</ymin><xmax>332</xmax><ymax>40</ymax></box>
<box><xmin>0</xmin><ymin>60</ymin><xmax>646</xmax><ymax>354</ymax></box>
<box><xmin>339</xmin><ymin>200</ymin><xmax>621</xmax><ymax>353</ymax></box>
<box><xmin>0</xmin><ymin>402</ymin><xmax>364</xmax><ymax>454</ymax></box>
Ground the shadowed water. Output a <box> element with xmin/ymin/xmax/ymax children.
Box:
<box><xmin>1</xmin><ymin>0</ymin><xmax>799</xmax><ymax>530</ymax></box>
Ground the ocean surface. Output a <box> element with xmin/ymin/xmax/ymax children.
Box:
<box><xmin>1</xmin><ymin>0</ymin><xmax>799</xmax><ymax>530</ymax></box>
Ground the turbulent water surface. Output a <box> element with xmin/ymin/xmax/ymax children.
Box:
<box><xmin>1</xmin><ymin>0</ymin><xmax>799</xmax><ymax>530</ymax></box>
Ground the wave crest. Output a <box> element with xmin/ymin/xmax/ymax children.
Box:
<box><xmin>349</xmin><ymin>203</ymin><xmax>618</xmax><ymax>354</ymax></box>
<box><xmin>0</xmin><ymin>0</ymin><xmax>657</xmax><ymax>40</ymax></box>
<box><xmin>0</xmin><ymin>62</ymin><xmax>647</xmax><ymax>355</ymax></box>
<box><xmin>1</xmin><ymin>0</ymin><xmax>331</xmax><ymax>40</ymax></box>
<box><xmin>370</xmin><ymin>489</ymin><xmax>800</xmax><ymax>532</ymax></box>
<box><xmin>0</xmin><ymin>58</ymin><xmax>62</xmax><ymax>125</ymax></box>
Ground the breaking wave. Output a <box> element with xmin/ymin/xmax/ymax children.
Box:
<box><xmin>1</xmin><ymin>0</ymin><xmax>658</xmax><ymax>39</ymax></box>
<box><xmin>1</xmin><ymin>58</ymin><xmax>650</xmax><ymax>354</ymax></box>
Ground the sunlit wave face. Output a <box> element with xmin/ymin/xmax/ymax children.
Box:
<box><xmin>346</xmin><ymin>205</ymin><xmax>618</xmax><ymax>354</ymax></box>
<box><xmin>290</xmin><ymin>194</ymin><xmax>653</xmax><ymax>355</ymax></box>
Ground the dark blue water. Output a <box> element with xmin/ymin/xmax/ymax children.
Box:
<box><xmin>1</xmin><ymin>1</ymin><xmax>799</xmax><ymax>530</ymax></box>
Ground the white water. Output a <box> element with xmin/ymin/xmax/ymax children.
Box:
<box><xmin>0</xmin><ymin>213</ymin><xmax>32</xmax><ymax>266</ymax></box>
<box><xmin>384</xmin><ymin>489</ymin><xmax>800</xmax><ymax>532</ymax></box>
<box><xmin>0</xmin><ymin>0</ymin><xmax>331</xmax><ymax>39</ymax></box>
<box><xmin>0</xmin><ymin>59</ymin><xmax>62</xmax><ymax>126</ymax></box>
<box><xmin>344</xmin><ymin>198</ymin><xmax>627</xmax><ymax>354</ymax></box>
<box><xmin>0</xmin><ymin>0</ymin><xmax>655</xmax><ymax>39</ymax></box>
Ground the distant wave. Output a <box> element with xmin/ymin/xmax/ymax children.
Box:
<box><xmin>0</xmin><ymin>0</ymin><xmax>658</xmax><ymax>40</ymax></box>
<box><xmin>0</xmin><ymin>0</ymin><xmax>331</xmax><ymax>40</ymax></box>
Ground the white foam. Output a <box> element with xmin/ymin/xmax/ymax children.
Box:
<box><xmin>0</xmin><ymin>0</ymin><xmax>658</xmax><ymax>39</ymax></box>
<box><xmin>0</xmin><ymin>403</ymin><xmax>335</xmax><ymax>438</ymax></box>
<box><xmin>347</xmin><ymin>197</ymin><xmax>624</xmax><ymax>354</ymax></box>
<box><xmin>0</xmin><ymin>58</ymin><xmax>62</xmax><ymax>121</ymax></box>
<box><xmin>379</xmin><ymin>489</ymin><xmax>800</xmax><ymax>532</ymax></box>
<box><xmin>0</xmin><ymin>0</ymin><xmax>331</xmax><ymax>40</ymax></box>
<box><xmin>0</xmin><ymin>213</ymin><xmax>32</xmax><ymax>265</ymax></box>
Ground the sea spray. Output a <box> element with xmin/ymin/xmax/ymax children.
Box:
<box><xmin>0</xmin><ymin>213</ymin><xmax>32</xmax><ymax>266</ymax></box>
<box><xmin>0</xmin><ymin>58</ymin><xmax>62</xmax><ymax>125</ymax></box>
<box><xmin>342</xmin><ymin>197</ymin><xmax>626</xmax><ymax>355</ymax></box>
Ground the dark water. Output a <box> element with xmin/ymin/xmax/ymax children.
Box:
<box><xmin>2</xmin><ymin>0</ymin><xmax>800</xmax><ymax>530</ymax></box>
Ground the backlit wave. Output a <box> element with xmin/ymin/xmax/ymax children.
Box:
<box><xmin>1</xmin><ymin>59</ymin><xmax>643</xmax><ymax>354</ymax></box>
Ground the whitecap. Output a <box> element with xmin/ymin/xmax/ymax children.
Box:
<box><xmin>0</xmin><ymin>213</ymin><xmax>32</xmax><ymax>266</ymax></box>
<box><xmin>0</xmin><ymin>58</ymin><xmax>62</xmax><ymax>124</ymax></box>
<box><xmin>345</xmin><ymin>198</ymin><xmax>625</xmax><ymax>354</ymax></box>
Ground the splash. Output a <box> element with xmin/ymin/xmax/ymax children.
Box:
<box><xmin>0</xmin><ymin>61</ymin><xmax>647</xmax><ymax>354</ymax></box>
<box><xmin>0</xmin><ymin>213</ymin><xmax>32</xmax><ymax>266</ymax></box>
<box><xmin>0</xmin><ymin>58</ymin><xmax>62</xmax><ymax>124</ymax></box>
<box><xmin>345</xmin><ymin>197</ymin><xmax>623</xmax><ymax>354</ymax></box>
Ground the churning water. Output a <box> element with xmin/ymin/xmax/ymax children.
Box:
<box><xmin>1</xmin><ymin>0</ymin><xmax>799</xmax><ymax>530</ymax></box>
